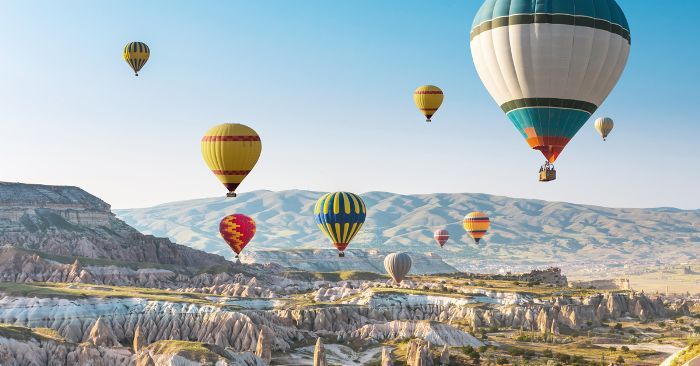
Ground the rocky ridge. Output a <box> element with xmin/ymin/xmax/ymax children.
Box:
<box><xmin>0</xmin><ymin>182</ymin><xmax>227</xmax><ymax>268</ymax></box>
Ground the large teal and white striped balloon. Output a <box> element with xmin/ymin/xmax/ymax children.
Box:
<box><xmin>470</xmin><ymin>0</ymin><xmax>630</xmax><ymax>163</ymax></box>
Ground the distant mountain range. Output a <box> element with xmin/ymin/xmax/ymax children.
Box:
<box><xmin>116</xmin><ymin>190</ymin><xmax>700</xmax><ymax>266</ymax></box>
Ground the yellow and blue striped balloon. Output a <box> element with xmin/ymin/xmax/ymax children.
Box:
<box><xmin>123</xmin><ymin>42</ymin><xmax>150</xmax><ymax>76</ymax></box>
<box><xmin>313</xmin><ymin>192</ymin><xmax>366</xmax><ymax>257</ymax></box>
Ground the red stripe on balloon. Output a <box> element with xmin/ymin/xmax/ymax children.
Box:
<box><xmin>212</xmin><ymin>170</ymin><xmax>251</xmax><ymax>175</ymax></box>
<box><xmin>202</xmin><ymin>136</ymin><xmax>261</xmax><ymax>142</ymax></box>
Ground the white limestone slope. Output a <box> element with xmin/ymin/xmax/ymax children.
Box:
<box><xmin>353</xmin><ymin>320</ymin><xmax>484</xmax><ymax>347</ymax></box>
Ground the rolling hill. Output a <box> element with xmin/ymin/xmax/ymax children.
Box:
<box><xmin>116</xmin><ymin>190</ymin><xmax>700</xmax><ymax>267</ymax></box>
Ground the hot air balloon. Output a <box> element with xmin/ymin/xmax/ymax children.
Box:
<box><xmin>201</xmin><ymin>123</ymin><xmax>262</xmax><ymax>197</ymax></box>
<box><xmin>595</xmin><ymin>117</ymin><xmax>614</xmax><ymax>141</ymax></box>
<box><xmin>219</xmin><ymin>214</ymin><xmax>256</xmax><ymax>258</ymax></box>
<box><xmin>470</xmin><ymin>0</ymin><xmax>630</xmax><ymax>180</ymax></box>
<box><xmin>433</xmin><ymin>229</ymin><xmax>449</xmax><ymax>247</ymax></box>
<box><xmin>463</xmin><ymin>212</ymin><xmax>490</xmax><ymax>244</ymax></box>
<box><xmin>413</xmin><ymin>85</ymin><xmax>444</xmax><ymax>122</ymax></box>
<box><xmin>384</xmin><ymin>252</ymin><xmax>412</xmax><ymax>284</ymax></box>
<box><xmin>123</xmin><ymin>42</ymin><xmax>150</xmax><ymax>76</ymax></box>
<box><xmin>313</xmin><ymin>192</ymin><xmax>366</xmax><ymax>257</ymax></box>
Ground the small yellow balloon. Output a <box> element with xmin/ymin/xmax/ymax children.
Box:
<box><xmin>413</xmin><ymin>85</ymin><xmax>444</xmax><ymax>122</ymax></box>
<box><xmin>594</xmin><ymin>117</ymin><xmax>614</xmax><ymax>141</ymax></box>
<box><xmin>123</xmin><ymin>42</ymin><xmax>150</xmax><ymax>76</ymax></box>
<box><xmin>201</xmin><ymin>123</ymin><xmax>262</xmax><ymax>197</ymax></box>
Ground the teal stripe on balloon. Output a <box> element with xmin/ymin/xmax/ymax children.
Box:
<box><xmin>506</xmin><ymin>108</ymin><xmax>592</xmax><ymax>139</ymax></box>
<box><xmin>472</xmin><ymin>0</ymin><xmax>629</xmax><ymax>32</ymax></box>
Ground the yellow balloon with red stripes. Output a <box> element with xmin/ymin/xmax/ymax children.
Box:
<box><xmin>463</xmin><ymin>211</ymin><xmax>490</xmax><ymax>243</ymax></box>
<box><xmin>413</xmin><ymin>85</ymin><xmax>444</xmax><ymax>122</ymax></box>
<box><xmin>201</xmin><ymin>123</ymin><xmax>262</xmax><ymax>197</ymax></box>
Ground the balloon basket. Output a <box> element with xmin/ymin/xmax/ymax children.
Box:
<box><xmin>338</xmin><ymin>252</ymin><xmax>345</xmax><ymax>258</ymax></box>
<box><xmin>226</xmin><ymin>192</ymin><xmax>237</xmax><ymax>198</ymax></box>
<box><xmin>539</xmin><ymin>162</ymin><xmax>556</xmax><ymax>182</ymax></box>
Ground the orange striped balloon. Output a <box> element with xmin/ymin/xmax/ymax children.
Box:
<box><xmin>463</xmin><ymin>211</ymin><xmax>490</xmax><ymax>243</ymax></box>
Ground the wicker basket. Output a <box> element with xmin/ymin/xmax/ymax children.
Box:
<box><xmin>539</xmin><ymin>169</ymin><xmax>556</xmax><ymax>182</ymax></box>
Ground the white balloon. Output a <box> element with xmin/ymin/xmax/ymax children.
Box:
<box><xmin>384</xmin><ymin>252</ymin><xmax>412</xmax><ymax>284</ymax></box>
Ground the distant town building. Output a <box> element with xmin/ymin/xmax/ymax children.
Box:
<box><xmin>518</xmin><ymin>267</ymin><xmax>568</xmax><ymax>287</ymax></box>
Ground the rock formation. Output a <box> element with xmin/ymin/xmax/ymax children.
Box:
<box><xmin>440</xmin><ymin>345</ymin><xmax>449</xmax><ymax>365</ymax></box>
<box><xmin>133</xmin><ymin>324</ymin><xmax>146</xmax><ymax>353</ymax></box>
<box><xmin>255</xmin><ymin>326</ymin><xmax>272</xmax><ymax>364</ymax></box>
<box><xmin>86</xmin><ymin>317</ymin><xmax>121</xmax><ymax>347</ymax></box>
<box><xmin>381</xmin><ymin>347</ymin><xmax>394</xmax><ymax>366</ymax></box>
<box><xmin>313</xmin><ymin>337</ymin><xmax>327</xmax><ymax>366</ymax></box>
<box><xmin>406</xmin><ymin>339</ymin><xmax>433</xmax><ymax>366</ymax></box>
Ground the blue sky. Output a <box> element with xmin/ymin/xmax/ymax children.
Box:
<box><xmin>0</xmin><ymin>1</ymin><xmax>698</xmax><ymax>209</ymax></box>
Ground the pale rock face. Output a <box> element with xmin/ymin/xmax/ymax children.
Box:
<box><xmin>0</xmin><ymin>247</ymin><xmax>301</xmax><ymax>296</ymax></box>
<box><xmin>406</xmin><ymin>339</ymin><xmax>433</xmax><ymax>366</ymax></box>
<box><xmin>0</xmin><ymin>297</ymin><xmax>305</xmax><ymax>352</ymax></box>
<box><xmin>86</xmin><ymin>316</ymin><xmax>122</xmax><ymax>347</ymax></box>
<box><xmin>353</xmin><ymin>321</ymin><xmax>483</xmax><ymax>347</ymax></box>
<box><xmin>0</xmin><ymin>334</ymin><xmax>132</xmax><ymax>366</ymax></box>
<box><xmin>313</xmin><ymin>337</ymin><xmax>327</xmax><ymax>366</ymax></box>
<box><xmin>254</xmin><ymin>326</ymin><xmax>272</xmax><ymax>364</ymax></box>
<box><xmin>134</xmin><ymin>324</ymin><xmax>146</xmax><ymax>353</ymax></box>
<box><xmin>135</xmin><ymin>343</ymin><xmax>266</xmax><ymax>366</ymax></box>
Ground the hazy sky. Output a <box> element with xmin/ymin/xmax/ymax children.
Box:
<box><xmin>0</xmin><ymin>1</ymin><xmax>698</xmax><ymax>209</ymax></box>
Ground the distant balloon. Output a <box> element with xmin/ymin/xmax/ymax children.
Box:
<box><xmin>463</xmin><ymin>212</ymin><xmax>490</xmax><ymax>243</ymax></box>
<box><xmin>595</xmin><ymin>117</ymin><xmax>614</xmax><ymax>141</ymax></box>
<box><xmin>201</xmin><ymin>123</ymin><xmax>262</xmax><ymax>198</ymax></box>
<box><xmin>219</xmin><ymin>214</ymin><xmax>256</xmax><ymax>258</ymax></box>
<box><xmin>470</xmin><ymin>0</ymin><xmax>630</xmax><ymax>163</ymax></box>
<box><xmin>384</xmin><ymin>252</ymin><xmax>412</xmax><ymax>284</ymax></box>
<box><xmin>123</xmin><ymin>42</ymin><xmax>150</xmax><ymax>76</ymax></box>
<box><xmin>433</xmin><ymin>229</ymin><xmax>449</xmax><ymax>247</ymax></box>
<box><xmin>314</xmin><ymin>192</ymin><xmax>366</xmax><ymax>257</ymax></box>
<box><xmin>413</xmin><ymin>85</ymin><xmax>444</xmax><ymax>122</ymax></box>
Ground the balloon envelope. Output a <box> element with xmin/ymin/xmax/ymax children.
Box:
<box><xmin>201</xmin><ymin>123</ymin><xmax>262</xmax><ymax>197</ymax></box>
<box><xmin>384</xmin><ymin>252</ymin><xmax>412</xmax><ymax>284</ymax></box>
<box><xmin>413</xmin><ymin>85</ymin><xmax>444</xmax><ymax>122</ymax></box>
<box><xmin>123</xmin><ymin>42</ymin><xmax>150</xmax><ymax>76</ymax></box>
<box><xmin>433</xmin><ymin>229</ymin><xmax>449</xmax><ymax>247</ymax></box>
<box><xmin>463</xmin><ymin>212</ymin><xmax>490</xmax><ymax>243</ymax></box>
<box><xmin>595</xmin><ymin>117</ymin><xmax>614</xmax><ymax>141</ymax></box>
<box><xmin>470</xmin><ymin>0</ymin><xmax>630</xmax><ymax>162</ymax></box>
<box><xmin>314</xmin><ymin>192</ymin><xmax>366</xmax><ymax>256</ymax></box>
<box><xmin>219</xmin><ymin>214</ymin><xmax>256</xmax><ymax>257</ymax></box>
